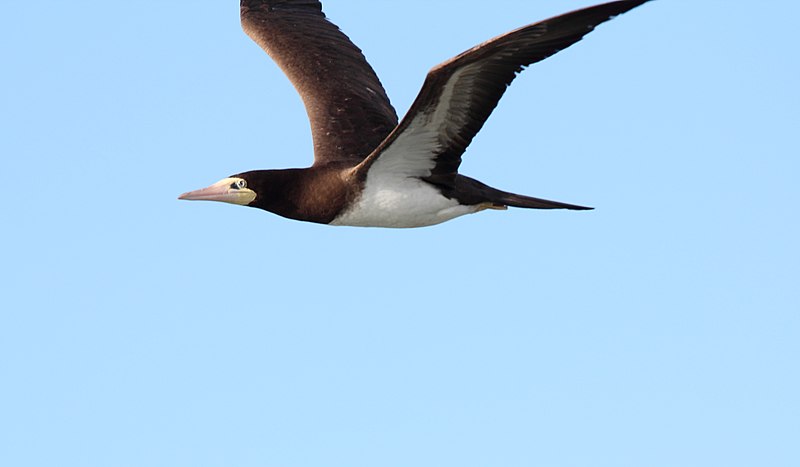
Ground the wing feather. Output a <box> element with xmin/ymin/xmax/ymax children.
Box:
<box><xmin>354</xmin><ymin>0</ymin><xmax>650</xmax><ymax>185</ymax></box>
<box><xmin>240</xmin><ymin>0</ymin><xmax>398</xmax><ymax>165</ymax></box>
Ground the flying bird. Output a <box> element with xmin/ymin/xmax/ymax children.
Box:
<box><xmin>180</xmin><ymin>0</ymin><xmax>651</xmax><ymax>228</ymax></box>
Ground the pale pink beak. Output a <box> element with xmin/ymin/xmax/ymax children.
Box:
<box><xmin>178</xmin><ymin>178</ymin><xmax>256</xmax><ymax>205</ymax></box>
<box><xmin>178</xmin><ymin>183</ymin><xmax>231</xmax><ymax>202</ymax></box>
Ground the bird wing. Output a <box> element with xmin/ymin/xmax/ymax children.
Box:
<box><xmin>240</xmin><ymin>0</ymin><xmax>398</xmax><ymax>166</ymax></box>
<box><xmin>353</xmin><ymin>0</ymin><xmax>649</xmax><ymax>187</ymax></box>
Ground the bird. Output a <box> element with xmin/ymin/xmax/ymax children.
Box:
<box><xmin>179</xmin><ymin>0</ymin><xmax>651</xmax><ymax>228</ymax></box>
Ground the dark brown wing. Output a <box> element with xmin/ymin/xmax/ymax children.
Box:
<box><xmin>353</xmin><ymin>0</ymin><xmax>650</xmax><ymax>185</ymax></box>
<box><xmin>240</xmin><ymin>0</ymin><xmax>398</xmax><ymax>166</ymax></box>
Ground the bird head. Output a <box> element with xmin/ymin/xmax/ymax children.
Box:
<box><xmin>178</xmin><ymin>175</ymin><xmax>257</xmax><ymax>206</ymax></box>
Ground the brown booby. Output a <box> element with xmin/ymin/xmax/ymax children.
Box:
<box><xmin>180</xmin><ymin>0</ymin><xmax>651</xmax><ymax>228</ymax></box>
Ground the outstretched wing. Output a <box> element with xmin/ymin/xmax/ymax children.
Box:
<box><xmin>354</xmin><ymin>0</ymin><xmax>650</xmax><ymax>186</ymax></box>
<box><xmin>240</xmin><ymin>0</ymin><xmax>398</xmax><ymax>166</ymax></box>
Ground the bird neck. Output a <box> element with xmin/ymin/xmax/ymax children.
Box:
<box><xmin>248</xmin><ymin>168</ymin><xmax>351</xmax><ymax>224</ymax></box>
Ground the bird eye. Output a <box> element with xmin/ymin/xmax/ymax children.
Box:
<box><xmin>231</xmin><ymin>179</ymin><xmax>247</xmax><ymax>190</ymax></box>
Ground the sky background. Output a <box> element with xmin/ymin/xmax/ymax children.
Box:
<box><xmin>1</xmin><ymin>1</ymin><xmax>798</xmax><ymax>466</ymax></box>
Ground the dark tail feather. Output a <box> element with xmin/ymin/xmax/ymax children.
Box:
<box><xmin>496</xmin><ymin>192</ymin><xmax>593</xmax><ymax>210</ymax></box>
<box><xmin>452</xmin><ymin>175</ymin><xmax>592</xmax><ymax>210</ymax></box>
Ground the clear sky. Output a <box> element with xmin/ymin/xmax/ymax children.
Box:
<box><xmin>1</xmin><ymin>1</ymin><xmax>798</xmax><ymax>466</ymax></box>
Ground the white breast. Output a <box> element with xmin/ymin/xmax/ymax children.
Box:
<box><xmin>330</xmin><ymin>174</ymin><xmax>480</xmax><ymax>228</ymax></box>
<box><xmin>333</xmin><ymin>103</ymin><xmax>484</xmax><ymax>228</ymax></box>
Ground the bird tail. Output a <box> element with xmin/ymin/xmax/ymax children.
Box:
<box><xmin>493</xmin><ymin>191</ymin><xmax>593</xmax><ymax>210</ymax></box>
<box><xmin>454</xmin><ymin>175</ymin><xmax>593</xmax><ymax>211</ymax></box>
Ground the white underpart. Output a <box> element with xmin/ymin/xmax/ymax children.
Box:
<box><xmin>332</xmin><ymin>64</ymin><xmax>488</xmax><ymax>228</ymax></box>
<box><xmin>331</xmin><ymin>173</ymin><xmax>483</xmax><ymax>228</ymax></box>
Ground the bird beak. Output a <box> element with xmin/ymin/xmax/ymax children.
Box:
<box><xmin>178</xmin><ymin>178</ymin><xmax>256</xmax><ymax>206</ymax></box>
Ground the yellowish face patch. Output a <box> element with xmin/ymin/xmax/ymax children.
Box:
<box><xmin>178</xmin><ymin>177</ymin><xmax>256</xmax><ymax>205</ymax></box>
<box><xmin>215</xmin><ymin>177</ymin><xmax>257</xmax><ymax>205</ymax></box>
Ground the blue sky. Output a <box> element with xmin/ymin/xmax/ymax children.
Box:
<box><xmin>1</xmin><ymin>1</ymin><xmax>798</xmax><ymax>466</ymax></box>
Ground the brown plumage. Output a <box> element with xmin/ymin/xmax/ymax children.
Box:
<box><xmin>240</xmin><ymin>0</ymin><xmax>398</xmax><ymax>164</ymax></box>
<box><xmin>180</xmin><ymin>1</ymin><xmax>652</xmax><ymax>227</ymax></box>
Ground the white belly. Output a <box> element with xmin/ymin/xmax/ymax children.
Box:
<box><xmin>330</xmin><ymin>176</ymin><xmax>480</xmax><ymax>228</ymax></box>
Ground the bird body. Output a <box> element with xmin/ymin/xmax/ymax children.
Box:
<box><xmin>180</xmin><ymin>0</ymin><xmax>652</xmax><ymax>228</ymax></box>
<box><xmin>330</xmin><ymin>172</ymin><xmax>484</xmax><ymax>228</ymax></box>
